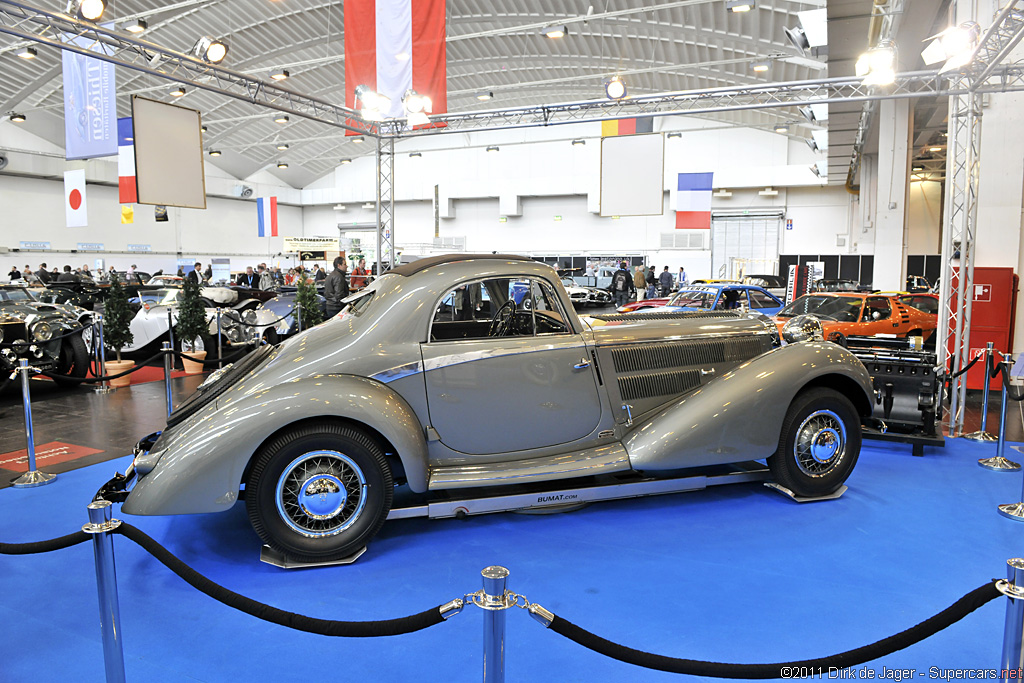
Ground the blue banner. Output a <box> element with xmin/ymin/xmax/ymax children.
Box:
<box><xmin>62</xmin><ymin>34</ymin><xmax>117</xmax><ymax>160</ymax></box>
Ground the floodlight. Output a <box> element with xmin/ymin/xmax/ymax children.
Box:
<box><xmin>354</xmin><ymin>84</ymin><xmax>391</xmax><ymax>120</ymax></box>
<box><xmin>811</xmin><ymin>128</ymin><xmax>829</xmax><ymax>152</ymax></box>
<box><xmin>170</xmin><ymin>86</ymin><xmax>186</xmax><ymax>97</ymax></box>
<box><xmin>276</xmin><ymin>142</ymin><xmax>289</xmax><ymax>151</ymax></box>
<box><xmin>856</xmin><ymin>43</ymin><xmax>896</xmax><ymax>86</ymax></box>
<box><xmin>805</xmin><ymin>138</ymin><xmax>818</xmax><ymax>152</ymax></box>
<box><xmin>352</xmin><ymin>136</ymin><xmax>365</xmax><ymax>144</ymax></box>
<box><xmin>798</xmin><ymin>106</ymin><xmax>816</xmax><ymax>124</ymax></box>
<box><xmin>912</xmin><ymin>165</ymin><xmax>924</xmax><ymax>171</ymax></box>
<box><xmin>751</xmin><ymin>60</ymin><xmax>770</xmax><ymax>72</ymax></box>
<box><xmin>542</xmin><ymin>25</ymin><xmax>568</xmax><ymax>38</ymax></box>
<box><xmin>929</xmin><ymin>146</ymin><xmax>942</xmax><ymax>152</ymax></box>
<box><xmin>604</xmin><ymin>76</ymin><xmax>627</xmax><ymax>100</ymax></box>
<box><xmin>922</xmin><ymin>22</ymin><xmax>980</xmax><ymax>72</ymax></box>
<box><xmin>476</xmin><ymin>91</ymin><xmax>494</xmax><ymax>101</ymax></box>
<box><xmin>16</xmin><ymin>47</ymin><xmax>37</xmax><ymax>59</ymax></box>
<box><xmin>784</xmin><ymin>25</ymin><xmax>810</xmax><ymax>51</ymax></box>
<box><xmin>192</xmin><ymin>36</ymin><xmax>228</xmax><ymax>64</ymax></box>
<box><xmin>571</xmin><ymin>139</ymin><xmax>586</xmax><ymax>145</ymax></box>
<box><xmin>201</xmin><ymin>125</ymin><xmax>207</xmax><ymax>133</ymax></box>
<box><xmin>9</xmin><ymin>112</ymin><xmax>26</xmax><ymax>123</ymax></box>
<box><xmin>726</xmin><ymin>1</ymin><xmax>755</xmax><ymax>13</ymax></box>
<box><xmin>269</xmin><ymin>68</ymin><xmax>290</xmax><ymax>81</ymax></box>
<box><xmin>67</xmin><ymin>0</ymin><xmax>106</xmax><ymax>22</ymax></box>
<box><xmin>774</xmin><ymin>124</ymin><xmax>789</xmax><ymax>133</ymax></box>
<box><xmin>274</xmin><ymin>114</ymin><xmax>289</xmax><ymax>124</ymax></box>
<box><xmin>486</xmin><ymin>146</ymin><xmax>500</xmax><ymax>152</ymax></box>
<box><xmin>208</xmin><ymin>149</ymin><xmax>221</xmax><ymax>156</ymax></box>
<box><xmin>340</xmin><ymin>158</ymin><xmax>352</xmax><ymax>164</ymax></box>
<box><xmin>277</xmin><ymin>161</ymin><xmax>288</xmax><ymax>169</ymax></box>
<box><xmin>409</xmin><ymin>152</ymin><xmax>422</xmax><ymax>158</ymax></box>
<box><xmin>122</xmin><ymin>18</ymin><xmax>147</xmax><ymax>33</ymax></box>
<box><xmin>667</xmin><ymin>132</ymin><xmax>682</xmax><ymax>138</ymax></box>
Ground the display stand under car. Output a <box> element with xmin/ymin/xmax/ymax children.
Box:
<box><xmin>98</xmin><ymin>254</ymin><xmax>875</xmax><ymax>565</ymax></box>
<box><xmin>0</xmin><ymin>284</ymin><xmax>91</xmax><ymax>386</ymax></box>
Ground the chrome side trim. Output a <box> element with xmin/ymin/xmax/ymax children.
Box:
<box><xmin>426</xmin><ymin>444</ymin><xmax>629</xmax><ymax>490</ymax></box>
<box><xmin>369</xmin><ymin>361</ymin><xmax>423</xmax><ymax>383</ymax></box>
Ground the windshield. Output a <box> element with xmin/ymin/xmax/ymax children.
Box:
<box><xmin>153</xmin><ymin>289</ymin><xmax>183</xmax><ymax>307</ymax></box>
<box><xmin>667</xmin><ymin>289</ymin><xmax>716</xmax><ymax>309</ymax></box>
<box><xmin>560</xmin><ymin>277</ymin><xmax>577</xmax><ymax>288</ymax></box>
<box><xmin>0</xmin><ymin>288</ymin><xmax>36</xmax><ymax>302</ymax></box>
<box><xmin>777</xmin><ymin>295</ymin><xmax>862</xmax><ymax>322</ymax></box>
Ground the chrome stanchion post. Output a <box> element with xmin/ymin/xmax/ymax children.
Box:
<box><xmin>296</xmin><ymin>302</ymin><xmax>303</xmax><ymax>334</ymax></box>
<box><xmin>986</xmin><ymin>353</ymin><xmax>1022</xmax><ymax>473</ymax></box>
<box><xmin>1001</xmin><ymin>558</ymin><xmax>1024</xmax><ymax>671</ymax></box>
<box><xmin>162</xmin><ymin>341</ymin><xmax>173</xmax><ymax>417</ymax></box>
<box><xmin>968</xmin><ymin>342</ymin><xmax>997</xmax><ymax>442</ymax></box>
<box><xmin>94</xmin><ymin>314</ymin><xmax>112</xmax><ymax>395</ymax></box>
<box><xmin>11</xmin><ymin>359</ymin><xmax>56</xmax><ymax>488</ymax></box>
<box><xmin>216</xmin><ymin>308</ymin><xmax>223</xmax><ymax>369</ymax></box>
<box><xmin>481</xmin><ymin>566</ymin><xmax>509</xmax><ymax>683</ymax></box>
<box><xmin>83</xmin><ymin>500</ymin><xmax>126</xmax><ymax>683</ymax></box>
<box><xmin>167</xmin><ymin>309</ymin><xmax>175</xmax><ymax>370</ymax></box>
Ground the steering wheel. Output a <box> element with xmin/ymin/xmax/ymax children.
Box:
<box><xmin>488</xmin><ymin>300</ymin><xmax>517</xmax><ymax>337</ymax></box>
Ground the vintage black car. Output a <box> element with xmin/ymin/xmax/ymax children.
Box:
<box><xmin>0</xmin><ymin>285</ymin><xmax>91</xmax><ymax>385</ymax></box>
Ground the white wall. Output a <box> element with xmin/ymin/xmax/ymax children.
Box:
<box><xmin>907</xmin><ymin>180</ymin><xmax>942</xmax><ymax>254</ymax></box>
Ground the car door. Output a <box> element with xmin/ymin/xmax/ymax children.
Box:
<box><xmin>420</xmin><ymin>276</ymin><xmax>604</xmax><ymax>455</ymax></box>
<box><xmin>748</xmin><ymin>288</ymin><xmax>784</xmax><ymax>316</ymax></box>
<box><xmin>860</xmin><ymin>296</ymin><xmax>897</xmax><ymax>335</ymax></box>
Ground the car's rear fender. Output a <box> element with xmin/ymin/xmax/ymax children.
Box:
<box><xmin>622</xmin><ymin>342</ymin><xmax>873</xmax><ymax>471</ymax></box>
<box><xmin>122</xmin><ymin>374</ymin><xmax>429</xmax><ymax>516</ymax></box>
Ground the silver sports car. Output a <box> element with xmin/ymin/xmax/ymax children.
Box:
<box><xmin>110</xmin><ymin>254</ymin><xmax>874</xmax><ymax>562</ymax></box>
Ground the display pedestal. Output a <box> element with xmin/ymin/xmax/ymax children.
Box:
<box><xmin>259</xmin><ymin>545</ymin><xmax>367</xmax><ymax>569</ymax></box>
<box><xmin>763</xmin><ymin>482</ymin><xmax>847</xmax><ymax>503</ymax></box>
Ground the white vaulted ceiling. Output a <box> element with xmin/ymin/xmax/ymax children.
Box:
<box><xmin>0</xmin><ymin>0</ymin><xmax>835</xmax><ymax>188</ymax></box>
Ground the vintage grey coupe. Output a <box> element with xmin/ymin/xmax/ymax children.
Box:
<box><xmin>111</xmin><ymin>254</ymin><xmax>874</xmax><ymax>562</ymax></box>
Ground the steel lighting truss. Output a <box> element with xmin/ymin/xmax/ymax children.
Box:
<box><xmin>375</xmin><ymin>136</ymin><xmax>395</xmax><ymax>273</ymax></box>
<box><xmin>0</xmin><ymin>0</ymin><xmax>375</xmax><ymax>135</ymax></box>
<box><xmin>940</xmin><ymin>0</ymin><xmax>1024</xmax><ymax>434</ymax></box>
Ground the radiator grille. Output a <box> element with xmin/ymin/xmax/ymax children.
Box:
<box><xmin>618</xmin><ymin>369</ymin><xmax>701</xmax><ymax>401</ymax></box>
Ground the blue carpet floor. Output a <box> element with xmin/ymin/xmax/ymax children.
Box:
<box><xmin>1</xmin><ymin>438</ymin><xmax>1021</xmax><ymax>682</ymax></box>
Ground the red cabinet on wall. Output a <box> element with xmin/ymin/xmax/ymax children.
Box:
<box><xmin>947</xmin><ymin>267</ymin><xmax>1018</xmax><ymax>390</ymax></box>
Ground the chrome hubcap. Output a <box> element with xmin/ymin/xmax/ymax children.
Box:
<box><xmin>794</xmin><ymin>410</ymin><xmax>846</xmax><ymax>477</ymax></box>
<box><xmin>276</xmin><ymin>450</ymin><xmax>367</xmax><ymax>537</ymax></box>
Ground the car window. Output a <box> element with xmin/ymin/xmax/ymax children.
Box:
<box><xmin>669</xmin><ymin>289</ymin><xmax>715</xmax><ymax>308</ymax></box>
<box><xmin>748</xmin><ymin>290</ymin><xmax>779</xmax><ymax>309</ymax></box>
<box><xmin>864</xmin><ymin>297</ymin><xmax>892</xmax><ymax>321</ymax></box>
<box><xmin>0</xmin><ymin>288</ymin><xmax>35</xmax><ymax>302</ymax></box>
<box><xmin>778</xmin><ymin>295</ymin><xmax>862</xmax><ymax>322</ymax></box>
<box><xmin>902</xmin><ymin>295</ymin><xmax>938</xmax><ymax>315</ymax></box>
<box><xmin>531</xmin><ymin>280</ymin><xmax>570</xmax><ymax>335</ymax></box>
<box><xmin>430</xmin><ymin>277</ymin><xmax>572</xmax><ymax>342</ymax></box>
<box><xmin>714</xmin><ymin>289</ymin><xmax>746</xmax><ymax>310</ymax></box>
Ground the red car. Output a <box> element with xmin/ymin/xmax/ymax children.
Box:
<box><xmin>617</xmin><ymin>295</ymin><xmax>670</xmax><ymax>313</ymax></box>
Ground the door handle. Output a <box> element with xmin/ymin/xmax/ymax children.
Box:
<box><xmin>573</xmin><ymin>359</ymin><xmax>591</xmax><ymax>370</ymax></box>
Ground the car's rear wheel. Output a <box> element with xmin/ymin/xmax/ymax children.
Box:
<box><xmin>246</xmin><ymin>422</ymin><xmax>392</xmax><ymax>562</ymax></box>
<box><xmin>54</xmin><ymin>333</ymin><xmax>89</xmax><ymax>387</ymax></box>
<box><xmin>767</xmin><ymin>388</ymin><xmax>860</xmax><ymax>497</ymax></box>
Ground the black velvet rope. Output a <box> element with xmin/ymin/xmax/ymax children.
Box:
<box><xmin>0</xmin><ymin>530</ymin><xmax>92</xmax><ymax>555</ymax></box>
<box><xmin>947</xmin><ymin>353</ymin><xmax>982</xmax><ymax>380</ymax></box>
<box><xmin>114</xmin><ymin>523</ymin><xmax>446</xmax><ymax>637</ymax></box>
<box><xmin>225</xmin><ymin>307</ymin><xmax>296</xmax><ymax>329</ymax></box>
<box><xmin>546</xmin><ymin>581</ymin><xmax>1001</xmax><ymax>679</ymax></box>
<box><xmin>37</xmin><ymin>350</ymin><xmax>169</xmax><ymax>383</ymax></box>
<box><xmin>995</xmin><ymin>364</ymin><xmax>1024</xmax><ymax>402</ymax></box>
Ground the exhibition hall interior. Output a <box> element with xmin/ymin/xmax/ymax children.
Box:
<box><xmin>3</xmin><ymin>0</ymin><xmax>1024</xmax><ymax>680</ymax></box>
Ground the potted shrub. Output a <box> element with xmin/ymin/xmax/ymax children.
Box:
<box><xmin>295</xmin><ymin>272</ymin><xmax>324</xmax><ymax>329</ymax></box>
<box><xmin>175</xmin><ymin>276</ymin><xmax>210</xmax><ymax>374</ymax></box>
<box><xmin>103</xmin><ymin>272</ymin><xmax>135</xmax><ymax>388</ymax></box>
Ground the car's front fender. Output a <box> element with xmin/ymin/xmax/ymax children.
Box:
<box><xmin>623</xmin><ymin>342</ymin><xmax>873</xmax><ymax>471</ymax></box>
<box><xmin>122</xmin><ymin>374</ymin><xmax>429</xmax><ymax>516</ymax></box>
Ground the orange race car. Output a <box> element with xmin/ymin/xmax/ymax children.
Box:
<box><xmin>774</xmin><ymin>292</ymin><xmax>937</xmax><ymax>344</ymax></box>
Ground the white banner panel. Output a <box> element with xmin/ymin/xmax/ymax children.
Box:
<box><xmin>132</xmin><ymin>96</ymin><xmax>207</xmax><ymax>209</ymax></box>
<box><xmin>283</xmin><ymin>236</ymin><xmax>341</xmax><ymax>252</ymax></box>
<box><xmin>600</xmin><ymin>133</ymin><xmax>665</xmax><ymax>217</ymax></box>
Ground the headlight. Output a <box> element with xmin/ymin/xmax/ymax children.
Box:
<box><xmin>781</xmin><ymin>315</ymin><xmax>824</xmax><ymax>344</ymax></box>
<box><xmin>31</xmin><ymin>321</ymin><xmax>53</xmax><ymax>342</ymax></box>
<box><xmin>243</xmin><ymin>310</ymin><xmax>258</xmax><ymax>325</ymax></box>
<box><xmin>226</xmin><ymin>327</ymin><xmax>243</xmax><ymax>343</ymax></box>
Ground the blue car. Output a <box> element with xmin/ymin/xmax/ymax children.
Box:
<box><xmin>661</xmin><ymin>284</ymin><xmax>785</xmax><ymax>316</ymax></box>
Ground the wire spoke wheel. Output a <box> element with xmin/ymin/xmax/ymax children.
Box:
<box><xmin>275</xmin><ymin>450</ymin><xmax>368</xmax><ymax>537</ymax></box>
<box><xmin>793</xmin><ymin>410</ymin><xmax>846</xmax><ymax>477</ymax></box>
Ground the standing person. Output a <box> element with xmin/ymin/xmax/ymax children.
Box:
<box><xmin>187</xmin><ymin>262</ymin><xmax>203</xmax><ymax>284</ymax></box>
<box><xmin>257</xmin><ymin>265</ymin><xmax>274</xmax><ymax>291</ymax></box>
<box><xmin>8</xmin><ymin>265</ymin><xmax>21</xmax><ymax>280</ymax></box>
<box><xmin>658</xmin><ymin>266</ymin><xmax>674</xmax><ymax>297</ymax></box>
<box><xmin>57</xmin><ymin>265</ymin><xmax>80</xmax><ymax>283</ymax></box>
<box><xmin>678</xmin><ymin>266</ymin><xmax>687</xmax><ymax>287</ymax></box>
<box><xmin>81</xmin><ymin>264</ymin><xmax>92</xmax><ymax>279</ymax></box>
<box><xmin>645</xmin><ymin>266</ymin><xmax>657</xmax><ymax>299</ymax></box>
<box><xmin>203</xmin><ymin>263</ymin><xmax>213</xmax><ymax>282</ymax></box>
<box><xmin>35</xmin><ymin>263</ymin><xmax>51</xmax><ymax>284</ymax></box>
<box><xmin>237</xmin><ymin>266</ymin><xmax>257</xmax><ymax>288</ymax></box>
<box><xmin>314</xmin><ymin>264</ymin><xmax>327</xmax><ymax>282</ymax></box>
<box><xmin>350</xmin><ymin>258</ymin><xmax>369</xmax><ymax>290</ymax></box>
<box><xmin>323</xmin><ymin>256</ymin><xmax>349</xmax><ymax>318</ymax></box>
<box><xmin>633</xmin><ymin>266</ymin><xmax>646</xmax><ymax>300</ymax></box>
<box><xmin>609</xmin><ymin>261</ymin><xmax>634</xmax><ymax>309</ymax></box>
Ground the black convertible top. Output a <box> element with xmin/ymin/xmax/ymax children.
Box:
<box><xmin>388</xmin><ymin>253</ymin><xmax>532</xmax><ymax>277</ymax></box>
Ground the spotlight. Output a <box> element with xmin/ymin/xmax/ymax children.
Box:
<box><xmin>16</xmin><ymin>47</ymin><xmax>37</xmax><ymax>59</ymax></box>
<box><xmin>122</xmin><ymin>18</ymin><xmax>147</xmax><ymax>33</ymax></box>
<box><xmin>476</xmin><ymin>91</ymin><xmax>494</xmax><ymax>101</ymax></box>
<box><xmin>486</xmin><ymin>145</ymin><xmax>500</xmax><ymax>152</ymax></box>
<box><xmin>208</xmin><ymin>149</ymin><xmax>221</xmax><ymax>156</ymax></box>
<box><xmin>929</xmin><ymin>146</ymin><xmax>942</xmax><ymax>152</ymax></box>
<box><xmin>409</xmin><ymin>152</ymin><xmax>422</xmax><ymax>158</ymax></box>
<box><xmin>67</xmin><ymin>0</ymin><xmax>106</xmax><ymax>22</ymax></box>
<box><xmin>912</xmin><ymin>165</ymin><xmax>924</xmax><ymax>172</ymax></box>
<box><xmin>277</xmin><ymin>161</ymin><xmax>288</xmax><ymax>169</ymax></box>
<box><xmin>542</xmin><ymin>25</ymin><xmax>568</xmax><ymax>38</ymax></box>
<box><xmin>751</xmin><ymin>60</ymin><xmax>770</xmax><ymax>73</ymax></box>
<box><xmin>276</xmin><ymin>142</ymin><xmax>289</xmax><ymax>151</ymax></box>
<box><xmin>805</xmin><ymin>138</ymin><xmax>818</xmax><ymax>152</ymax></box>
<box><xmin>798</xmin><ymin>106</ymin><xmax>816</xmax><ymax>124</ymax></box>
<box><xmin>352</xmin><ymin>136</ymin><xmax>365</xmax><ymax>144</ymax></box>
<box><xmin>274</xmin><ymin>114</ymin><xmax>289</xmax><ymax>124</ymax></box>
<box><xmin>340</xmin><ymin>158</ymin><xmax>352</xmax><ymax>164</ymax></box>
<box><xmin>9</xmin><ymin>112</ymin><xmax>26</xmax><ymax>123</ymax></box>
<box><xmin>922</xmin><ymin>22</ymin><xmax>981</xmax><ymax>72</ymax></box>
<box><xmin>354</xmin><ymin>84</ymin><xmax>391</xmax><ymax>121</ymax></box>
<box><xmin>201</xmin><ymin>125</ymin><xmax>208</xmax><ymax>133</ymax></box>
<box><xmin>269</xmin><ymin>68</ymin><xmax>290</xmax><ymax>81</ymax></box>
<box><xmin>784</xmin><ymin>25</ymin><xmax>810</xmax><ymax>51</ymax></box>
<box><xmin>403</xmin><ymin>89</ymin><xmax>432</xmax><ymax>126</ymax></box>
<box><xmin>604</xmin><ymin>76</ymin><xmax>627</xmax><ymax>100</ymax></box>
<box><xmin>774</xmin><ymin>124</ymin><xmax>789</xmax><ymax>133</ymax></box>
<box><xmin>571</xmin><ymin>139</ymin><xmax>586</xmax><ymax>146</ymax></box>
<box><xmin>726</xmin><ymin>1</ymin><xmax>755</xmax><ymax>12</ymax></box>
<box><xmin>856</xmin><ymin>42</ymin><xmax>896</xmax><ymax>86</ymax></box>
<box><xmin>170</xmin><ymin>86</ymin><xmax>186</xmax><ymax>97</ymax></box>
<box><xmin>667</xmin><ymin>132</ymin><xmax>682</xmax><ymax>139</ymax></box>
<box><xmin>192</xmin><ymin>36</ymin><xmax>228</xmax><ymax>64</ymax></box>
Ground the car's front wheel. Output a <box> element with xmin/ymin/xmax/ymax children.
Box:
<box><xmin>246</xmin><ymin>422</ymin><xmax>392</xmax><ymax>562</ymax></box>
<box><xmin>54</xmin><ymin>333</ymin><xmax>89</xmax><ymax>387</ymax></box>
<box><xmin>767</xmin><ymin>388</ymin><xmax>860</xmax><ymax>497</ymax></box>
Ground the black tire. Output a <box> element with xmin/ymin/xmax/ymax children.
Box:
<box><xmin>245</xmin><ymin>422</ymin><xmax>392</xmax><ymax>562</ymax></box>
<box><xmin>263</xmin><ymin>328</ymin><xmax>280</xmax><ymax>345</ymax></box>
<box><xmin>767</xmin><ymin>387</ymin><xmax>861</xmax><ymax>497</ymax></box>
<box><xmin>54</xmin><ymin>332</ymin><xmax>89</xmax><ymax>387</ymax></box>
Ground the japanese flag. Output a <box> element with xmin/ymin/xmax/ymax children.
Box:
<box><xmin>64</xmin><ymin>169</ymin><xmax>88</xmax><ymax>227</ymax></box>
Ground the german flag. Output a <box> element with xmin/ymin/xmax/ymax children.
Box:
<box><xmin>601</xmin><ymin>116</ymin><xmax>654</xmax><ymax>137</ymax></box>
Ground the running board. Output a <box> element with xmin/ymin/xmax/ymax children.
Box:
<box><xmin>426</xmin><ymin>444</ymin><xmax>630</xmax><ymax>490</ymax></box>
<box><xmin>389</xmin><ymin>462</ymin><xmax>771</xmax><ymax>520</ymax></box>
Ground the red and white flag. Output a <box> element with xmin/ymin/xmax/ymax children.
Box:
<box><xmin>64</xmin><ymin>169</ymin><xmax>88</xmax><ymax>228</ymax></box>
<box><xmin>344</xmin><ymin>0</ymin><xmax>446</xmax><ymax>131</ymax></box>
<box><xmin>117</xmin><ymin>117</ymin><xmax>137</xmax><ymax>204</ymax></box>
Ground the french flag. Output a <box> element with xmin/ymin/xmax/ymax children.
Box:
<box><xmin>257</xmin><ymin>197</ymin><xmax>278</xmax><ymax>237</ymax></box>
<box><xmin>117</xmin><ymin>117</ymin><xmax>137</xmax><ymax>204</ymax></box>
<box><xmin>675</xmin><ymin>173</ymin><xmax>714</xmax><ymax>229</ymax></box>
<box><xmin>343</xmin><ymin>0</ymin><xmax>446</xmax><ymax>132</ymax></box>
